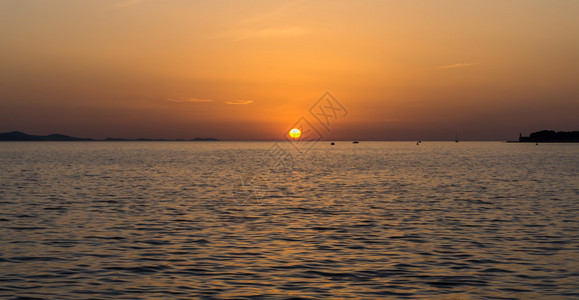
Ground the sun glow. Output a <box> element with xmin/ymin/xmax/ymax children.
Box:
<box><xmin>289</xmin><ymin>128</ymin><xmax>301</xmax><ymax>139</ymax></box>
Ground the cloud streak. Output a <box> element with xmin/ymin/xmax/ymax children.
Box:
<box><xmin>225</xmin><ymin>100</ymin><xmax>254</xmax><ymax>105</ymax></box>
<box><xmin>212</xmin><ymin>0</ymin><xmax>309</xmax><ymax>41</ymax></box>
<box><xmin>167</xmin><ymin>98</ymin><xmax>254</xmax><ymax>105</ymax></box>
<box><xmin>167</xmin><ymin>97</ymin><xmax>213</xmax><ymax>103</ymax></box>
<box><xmin>435</xmin><ymin>62</ymin><xmax>479</xmax><ymax>70</ymax></box>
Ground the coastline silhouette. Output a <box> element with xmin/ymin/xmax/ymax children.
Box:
<box><xmin>518</xmin><ymin>130</ymin><xmax>579</xmax><ymax>143</ymax></box>
<box><xmin>3</xmin><ymin>130</ymin><xmax>579</xmax><ymax>142</ymax></box>
<box><xmin>0</xmin><ymin>131</ymin><xmax>218</xmax><ymax>142</ymax></box>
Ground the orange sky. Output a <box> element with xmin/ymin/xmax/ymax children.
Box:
<box><xmin>1</xmin><ymin>0</ymin><xmax>578</xmax><ymax>140</ymax></box>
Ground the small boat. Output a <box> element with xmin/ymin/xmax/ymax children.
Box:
<box><xmin>353</xmin><ymin>140</ymin><xmax>359</xmax><ymax>144</ymax></box>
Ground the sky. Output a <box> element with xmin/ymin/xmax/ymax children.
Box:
<box><xmin>1</xmin><ymin>0</ymin><xmax>578</xmax><ymax>141</ymax></box>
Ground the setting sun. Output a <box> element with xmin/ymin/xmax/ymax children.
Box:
<box><xmin>289</xmin><ymin>128</ymin><xmax>301</xmax><ymax>139</ymax></box>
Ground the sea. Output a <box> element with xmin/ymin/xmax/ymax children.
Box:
<box><xmin>0</xmin><ymin>141</ymin><xmax>577</xmax><ymax>299</ymax></box>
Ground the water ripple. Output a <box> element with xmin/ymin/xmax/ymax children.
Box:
<box><xmin>0</xmin><ymin>141</ymin><xmax>577</xmax><ymax>299</ymax></box>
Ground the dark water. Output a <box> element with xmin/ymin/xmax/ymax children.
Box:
<box><xmin>0</xmin><ymin>141</ymin><xmax>577</xmax><ymax>299</ymax></box>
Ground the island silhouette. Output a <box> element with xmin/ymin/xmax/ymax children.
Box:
<box><xmin>518</xmin><ymin>130</ymin><xmax>579</xmax><ymax>143</ymax></box>
<box><xmin>0</xmin><ymin>131</ymin><xmax>218</xmax><ymax>142</ymax></box>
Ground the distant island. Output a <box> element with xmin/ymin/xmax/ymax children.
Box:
<box><xmin>0</xmin><ymin>131</ymin><xmax>218</xmax><ymax>142</ymax></box>
<box><xmin>517</xmin><ymin>130</ymin><xmax>579</xmax><ymax>143</ymax></box>
<box><xmin>103</xmin><ymin>137</ymin><xmax>218</xmax><ymax>141</ymax></box>
<box><xmin>0</xmin><ymin>131</ymin><xmax>94</xmax><ymax>141</ymax></box>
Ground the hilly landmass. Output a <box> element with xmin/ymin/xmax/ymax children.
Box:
<box><xmin>518</xmin><ymin>130</ymin><xmax>579</xmax><ymax>143</ymax></box>
<box><xmin>0</xmin><ymin>131</ymin><xmax>218</xmax><ymax>141</ymax></box>
<box><xmin>0</xmin><ymin>131</ymin><xmax>94</xmax><ymax>141</ymax></box>
<box><xmin>103</xmin><ymin>137</ymin><xmax>219</xmax><ymax>141</ymax></box>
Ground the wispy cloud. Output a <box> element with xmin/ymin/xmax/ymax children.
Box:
<box><xmin>226</xmin><ymin>100</ymin><xmax>254</xmax><ymax>105</ymax></box>
<box><xmin>217</xmin><ymin>0</ymin><xmax>309</xmax><ymax>41</ymax></box>
<box><xmin>167</xmin><ymin>97</ymin><xmax>213</xmax><ymax>103</ymax></box>
<box><xmin>435</xmin><ymin>62</ymin><xmax>479</xmax><ymax>70</ymax></box>
<box><xmin>167</xmin><ymin>98</ymin><xmax>253</xmax><ymax>105</ymax></box>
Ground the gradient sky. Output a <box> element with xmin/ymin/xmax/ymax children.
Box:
<box><xmin>1</xmin><ymin>0</ymin><xmax>578</xmax><ymax>140</ymax></box>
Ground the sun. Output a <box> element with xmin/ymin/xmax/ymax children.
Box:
<box><xmin>289</xmin><ymin>128</ymin><xmax>301</xmax><ymax>138</ymax></box>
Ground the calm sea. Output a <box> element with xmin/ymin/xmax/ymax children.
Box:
<box><xmin>0</xmin><ymin>141</ymin><xmax>577</xmax><ymax>299</ymax></box>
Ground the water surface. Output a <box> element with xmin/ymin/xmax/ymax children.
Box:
<box><xmin>0</xmin><ymin>141</ymin><xmax>577</xmax><ymax>299</ymax></box>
